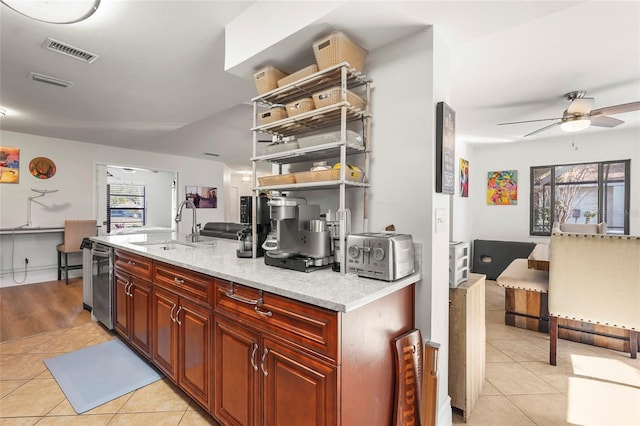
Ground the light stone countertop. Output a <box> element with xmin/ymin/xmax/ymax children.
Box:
<box><xmin>91</xmin><ymin>233</ymin><xmax>421</xmax><ymax>313</ymax></box>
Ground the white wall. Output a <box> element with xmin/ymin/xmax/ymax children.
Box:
<box><xmin>467</xmin><ymin>127</ymin><xmax>640</xmax><ymax>242</ymax></box>
<box><xmin>366</xmin><ymin>28</ymin><xmax>452</xmax><ymax>425</ymax></box>
<box><xmin>451</xmin><ymin>141</ymin><xmax>473</xmax><ymax>244</ymax></box>
<box><xmin>0</xmin><ymin>130</ymin><xmax>228</xmax><ymax>287</ymax></box>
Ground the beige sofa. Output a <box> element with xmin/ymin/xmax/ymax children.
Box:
<box><xmin>548</xmin><ymin>232</ymin><xmax>640</xmax><ymax>365</ymax></box>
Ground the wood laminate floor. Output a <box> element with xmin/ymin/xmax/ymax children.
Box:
<box><xmin>0</xmin><ymin>278</ymin><xmax>91</xmax><ymax>342</ymax></box>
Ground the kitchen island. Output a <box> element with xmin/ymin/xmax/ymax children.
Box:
<box><xmin>91</xmin><ymin>233</ymin><xmax>420</xmax><ymax>426</ymax></box>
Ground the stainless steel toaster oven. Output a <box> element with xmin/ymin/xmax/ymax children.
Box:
<box><xmin>345</xmin><ymin>233</ymin><xmax>415</xmax><ymax>281</ymax></box>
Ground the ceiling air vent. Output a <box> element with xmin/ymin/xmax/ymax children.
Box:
<box><xmin>41</xmin><ymin>37</ymin><xmax>99</xmax><ymax>63</ymax></box>
<box><xmin>30</xmin><ymin>72</ymin><xmax>74</xmax><ymax>88</ymax></box>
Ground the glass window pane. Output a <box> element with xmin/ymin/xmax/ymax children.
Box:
<box><xmin>602</xmin><ymin>162</ymin><xmax>627</xmax><ymax>234</ymax></box>
<box><xmin>532</xmin><ymin>167</ymin><xmax>552</xmax><ymax>234</ymax></box>
<box><xmin>554</xmin><ymin>164</ymin><xmax>598</xmax><ymax>225</ymax></box>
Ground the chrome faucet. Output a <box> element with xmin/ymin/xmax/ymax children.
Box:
<box><xmin>175</xmin><ymin>199</ymin><xmax>199</xmax><ymax>241</ymax></box>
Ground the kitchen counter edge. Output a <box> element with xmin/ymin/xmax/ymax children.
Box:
<box><xmin>90</xmin><ymin>234</ymin><xmax>421</xmax><ymax>313</ymax></box>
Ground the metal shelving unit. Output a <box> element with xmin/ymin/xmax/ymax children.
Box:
<box><xmin>250</xmin><ymin>62</ymin><xmax>372</xmax><ymax>273</ymax></box>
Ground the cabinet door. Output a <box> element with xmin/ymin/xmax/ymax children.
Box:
<box><xmin>152</xmin><ymin>286</ymin><xmax>179</xmax><ymax>382</ymax></box>
<box><xmin>262</xmin><ymin>337</ymin><xmax>338</xmax><ymax>426</ymax></box>
<box><xmin>129</xmin><ymin>278</ymin><xmax>152</xmax><ymax>357</ymax></box>
<box><xmin>178</xmin><ymin>297</ymin><xmax>213</xmax><ymax>411</ymax></box>
<box><xmin>113</xmin><ymin>269</ymin><xmax>130</xmax><ymax>339</ymax></box>
<box><xmin>214</xmin><ymin>316</ymin><xmax>260</xmax><ymax>426</ymax></box>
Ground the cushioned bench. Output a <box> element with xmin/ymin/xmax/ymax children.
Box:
<box><xmin>497</xmin><ymin>259</ymin><xmax>550</xmax><ymax>332</ymax></box>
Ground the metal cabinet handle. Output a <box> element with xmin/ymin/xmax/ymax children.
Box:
<box><xmin>175</xmin><ymin>306</ymin><xmax>183</xmax><ymax>326</ymax></box>
<box><xmin>254</xmin><ymin>306</ymin><xmax>273</xmax><ymax>318</ymax></box>
<box><xmin>260</xmin><ymin>348</ymin><xmax>269</xmax><ymax>376</ymax></box>
<box><xmin>250</xmin><ymin>343</ymin><xmax>259</xmax><ymax>371</ymax></box>
<box><xmin>225</xmin><ymin>283</ymin><xmax>263</xmax><ymax>306</ymax></box>
<box><xmin>127</xmin><ymin>260</ymin><xmax>136</xmax><ymax>266</ymax></box>
<box><xmin>125</xmin><ymin>281</ymin><xmax>133</xmax><ymax>297</ymax></box>
<box><xmin>169</xmin><ymin>304</ymin><xmax>176</xmax><ymax>322</ymax></box>
<box><xmin>173</xmin><ymin>277</ymin><xmax>184</xmax><ymax>285</ymax></box>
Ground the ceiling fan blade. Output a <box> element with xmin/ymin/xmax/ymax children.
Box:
<box><xmin>590</xmin><ymin>101</ymin><xmax>640</xmax><ymax>117</ymax></box>
<box><xmin>498</xmin><ymin>117</ymin><xmax>561</xmax><ymax>126</ymax></box>
<box><xmin>567</xmin><ymin>98</ymin><xmax>594</xmax><ymax>114</ymax></box>
<box><xmin>524</xmin><ymin>121</ymin><xmax>562</xmax><ymax>137</ymax></box>
<box><xmin>590</xmin><ymin>115</ymin><xmax>624</xmax><ymax>128</ymax></box>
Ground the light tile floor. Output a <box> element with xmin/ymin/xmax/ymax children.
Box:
<box><xmin>1</xmin><ymin>281</ymin><xmax>638</xmax><ymax>425</ymax></box>
<box><xmin>0</xmin><ymin>322</ymin><xmax>219</xmax><ymax>425</ymax></box>
<box><xmin>453</xmin><ymin>280</ymin><xmax>640</xmax><ymax>426</ymax></box>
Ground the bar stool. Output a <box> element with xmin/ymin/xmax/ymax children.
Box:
<box><xmin>57</xmin><ymin>220</ymin><xmax>97</xmax><ymax>284</ymax></box>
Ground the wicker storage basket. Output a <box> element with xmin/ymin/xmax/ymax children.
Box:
<box><xmin>254</xmin><ymin>66</ymin><xmax>288</xmax><ymax>95</ymax></box>
<box><xmin>258</xmin><ymin>174</ymin><xmax>296</xmax><ymax>186</ymax></box>
<box><xmin>297</xmin><ymin>130</ymin><xmax>363</xmax><ymax>149</ymax></box>
<box><xmin>257</xmin><ymin>141</ymin><xmax>299</xmax><ymax>156</ymax></box>
<box><xmin>277</xmin><ymin>64</ymin><xmax>319</xmax><ymax>88</ymax></box>
<box><xmin>285</xmin><ymin>98</ymin><xmax>315</xmax><ymax>117</ymax></box>
<box><xmin>294</xmin><ymin>168</ymin><xmax>362</xmax><ymax>183</ymax></box>
<box><xmin>312</xmin><ymin>31</ymin><xmax>368</xmax><ymax>72</ymax></box>
<box><xmin>259</xmin><ymin>107</ymin><xmax>288</xmax><ymax>125</ymax></box>
<box><xmin>312</xmin><ymin>86</ymin><xmax>365</xmax><ymax>110</ymax></box>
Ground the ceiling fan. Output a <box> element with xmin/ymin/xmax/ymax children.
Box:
<box><xmin>498</xmin><ymin>91</ymin><xmax>640</xmax><ymax>137</ymax></box>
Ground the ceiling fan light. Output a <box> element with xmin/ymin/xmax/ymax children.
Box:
<box><xmin>561</xmin><ymin>116</ymin><xmax>591</xmax><ymax>132</ymax></box>
<box><xmin>0</xmin><ymin>0</ymin><xmax>100</xmax><ymax>24</ymax></box>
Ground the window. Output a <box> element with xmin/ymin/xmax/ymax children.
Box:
<box><xmin>107</xmin><ymin>183</ymin><xmax>146</xmax><ymax>233</ymax></box>
<box><xmin>530</xmin><ymin>160</ymin><xmax>630</xmax><ymax>236</ymax></box>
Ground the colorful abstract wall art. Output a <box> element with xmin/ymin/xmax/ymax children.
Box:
<box><xmin>487</xmin><ymin>170</ymin><xmax>517</xmax><ymax>205</ymax></box>
<box><xmin>0</xmin><ymin>146</ymin><xmax>20</xmax><ymax>184</ymax></box>
<box><xmin>460</xmin><ymin>158</ymin><xmax>469</xmax><ymax>197</ymax></box>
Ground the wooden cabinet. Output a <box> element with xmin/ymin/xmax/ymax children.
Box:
<box><xmin>213</xmin><ymin>301</ymin><xmax>338</xmax><ymax>426</ymax></box>
<box><xmin>262</xmin><ymin>336</ymin><xmax>338</xmax><ymax>426</ymax></box>
<box><xmin>113</xmin><ymin>249</ymin><xmax>414</xmax><ymax>425</ymax></box>
<box><xmin>113</xmin><ymin>250</ymin><xmax>152</xmax><ymax>358</ymax></box>
<box><xmin>214</xmin><ymin>278</ymin><xmax>413</xmax><ymax>426</ymax></box>
<box><xmin>214</xmin><ymin>315</ymin><xmax>260</xmax><ymax>426</ymax></box>
<box><xmin>151</xmin><ymin>261</ymin><xmax>214</xmax><ymax>412</ymax></box>
<box><xmin>449</xmin><ymin>273</ymin><xmax>486</xmax><ymax>421</ymax></box>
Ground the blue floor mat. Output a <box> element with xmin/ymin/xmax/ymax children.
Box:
<box><xmin>44</xmin><ymin>338</ymin><xmax>163</xmax><ymax>413</ymax></box>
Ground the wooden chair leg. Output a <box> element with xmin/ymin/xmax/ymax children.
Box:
<box><xmin>57</xmin><ymin>250</ymin><xmax>62</xmax><ymax>281</ymax></box>
<box><xmin>630</xmin><ymin>330</ymin><xmax>638</xmax><ymax>360</ymax></box>
<box><xmin>550</xmin><ymin>316</ymin><xmax>558</xmax><ymax>366</ymax></box>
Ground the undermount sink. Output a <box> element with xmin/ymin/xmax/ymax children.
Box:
<box><xmin>131</xmin><ymin>239</ymin><xmax>214</xmax><ymax>250</ymax></box>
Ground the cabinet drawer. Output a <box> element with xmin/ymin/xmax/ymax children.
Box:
<box><xmin>153</xmin><ymin>261</ymin><xmax>214</xmax><ymax>306</ymax></box>
<box><xmin>114</xmin><ymin>249</ymin><xmax>152</xmax><ymax>280</ymax></box>
<box><xmin>214</xmin><ymin>280</ymin><xmax>338</xmax><ymax>361</ymax></box>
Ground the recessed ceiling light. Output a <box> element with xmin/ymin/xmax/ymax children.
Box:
<box><xmin>0</xmin><ymin>0</ymin><xmax>100</xmax><ymax>24</ymax></box>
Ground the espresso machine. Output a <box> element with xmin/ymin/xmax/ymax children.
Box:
<box><xmin>236</xmin><ymin>195</ymin><xmax>270</xmax><ymax>258</ymax></box>
<box><xmin>263</xmin><ymin>196</ymin><xmax>333</xmax><ymax>272</ymax></box>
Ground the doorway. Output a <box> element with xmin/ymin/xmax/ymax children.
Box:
<box><xmin>94</xmin><ymin>164</ymin><xmax>178</xmax><ymax>235</ymax></box>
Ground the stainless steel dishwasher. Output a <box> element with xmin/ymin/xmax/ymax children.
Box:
<box><xmin>91</xmin><ymin>242</ymin><xmax>114</xmax><ymax>330</ymax></box>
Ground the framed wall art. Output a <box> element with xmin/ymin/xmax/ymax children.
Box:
<box><xmin>487</xmin><ymin>170</ymin><xmax>518</xmax><ymax>205</ymax></box>
<box><xmin>0</xmin><ymin>146</ymin><xmax>20</xmax><ymax>184</ymax></box>
<box><xmin>186</xmin><ymin>186</ymin><xmax>217</xmax><ymax>208</ymax></box>
<box><xmin>435</xmin><ymin>102</ymin><xmax>455</xmax><ymax>194</ymax></box>
<box><xmin>460</xmin><ymin>158</ymin><xmax>469</xmax><ymax>197</ymax></box>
